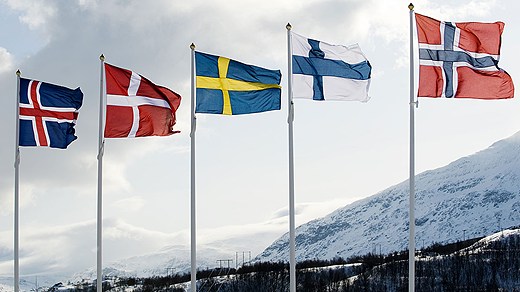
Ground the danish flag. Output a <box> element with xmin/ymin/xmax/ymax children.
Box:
<box><xmin>19</xmin><ymin>78</ymin><xmax>83</xmax><ymax>149</ymax></box>
<box><xmin>104</xmin><ymin>63</ymin><xmax>181</xmax><ymax>138</ymax></box>
<box><xmin>415</xmin><ymin>13</ymin><xmax>514</xmax><ymax>99</ymax></box>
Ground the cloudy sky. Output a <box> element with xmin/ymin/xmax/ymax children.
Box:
<box><xmin>1</xmin><ymin>0</ymin><xmax>519</xmax><ymax>280</ymax></box>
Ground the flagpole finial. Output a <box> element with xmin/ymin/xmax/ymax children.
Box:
<box><xmin>408</xmin><ymin>3</ymin><xmax>414</xmax><ymax>10</ymax></box>
<box><xmin>16</xmin><ymin>69</ymin><xmax>21</xmax><ymax>76</ymax></box>
<box><xmin>190</xmin><ymin>43</ymin><xmax>196</xmax><ymax>50</ymax></box>
<box><xmin>286</xmin><ymin>23</ymin><xmax>292</xmax><ymax>30</ymax></box>
<box><xmin>99</xmin><ymin>54</ymin><xmax>105</xmax><ymax>61</ymax></box>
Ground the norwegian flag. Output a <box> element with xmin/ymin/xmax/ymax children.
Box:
<box><xmin>104</xmin><ymin>63</ymin><xmax>181</xmax><ymax>138</ymax></box>
<box><xmin>19</xmin><ymin>78</ymin><xmax>83</xmax><ymax>149</ymax></box>
<box><xmin>415</xmin><ymin>13</ymin><xmax>514</xmax><ymax>99</ymax></box>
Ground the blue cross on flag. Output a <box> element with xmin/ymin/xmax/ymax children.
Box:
<box><xmin>291</xmin><ymin>32</ymin><xmax>371</xmax><ymax>102</ymax></box>
<box><xmin>415</xmin><ymin>13</ymin><xmax>514</xmax><ymax>99</ymax></box>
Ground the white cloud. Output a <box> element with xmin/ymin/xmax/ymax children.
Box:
<box><xmin>419</xmin><ymin>0</ymin><xmax>499</xmax><ymax>20</ymax></box>
<box><xmin>0</xmin><ymin>197</ymin><xmax>361</xmax><ymax>277</ymax></box>
<box><xmin>0</xmin><ymin>218</ymin><xmax>177</xmax><ymax>276</ymax></box>
<box><xmin>0</xmin><ymin>221</ymin><xmax>94</xmax><ymax>275</ymax></box>
<box><xmin>0</xmin><ymin>48</ymin><xmax>13</xmax><ymax>73</ymax></box>
<box><xmin>4</xmin><ymin>0</ymin><xmax>57</xmax><ymax>31</ymax></box>
<box><xmin>77</xmin><ymin>0</ymin><xmax>98</xmax><ymax>9</ymax></box>
<box><xmin>112</xmin><ymin>196</ymin><xmax>145</xmax><ymax>212</ymax></box>
<box><xmin>270</xmin><ymin>198</ymin><xmax>361</xmax><ymax>224</ymax></box>
<box><xmin>0</xmin><ymin>182</ymin><xmax>40</xmax><ymax>217</ymax></box>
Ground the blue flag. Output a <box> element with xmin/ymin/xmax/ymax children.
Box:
<box><xmin>195</xmin><ymin>52</ymin><xmax>281</xmax><ymax>115</ymax></box>
<box><xmin>19</xmin><ymin>78</ymin><xmax>83</xmax><ymax>149</ymax></box>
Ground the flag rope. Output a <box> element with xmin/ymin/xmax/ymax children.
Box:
<box><xmin>286</xmin><ymin>23</ymin><xmax>297</xmax><ymax>292</ymax></box>
<box><xmin>190</xmin><ymin>43</ymin><xmax>198</xmax><ymax>292</ymax></box>
<box><xmin>408</xmin><ymin>3</ymin><xmax>416</xmax><ymax>292</ymax></box>
<box><xmin>14</xmin><ymin>69</ymin><xmax>21</xmax><ymax>292</ymax></box>
<box><xmin>97</xmin><ymin>54</ymin><xmax>106</xmax><ymax>292</ymax></box>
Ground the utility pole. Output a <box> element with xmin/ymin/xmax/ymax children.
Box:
<box><xmin>235</xmin><ymin>251</ymin><xmax>252</xmax><ymax>268</ymax></box>
<box><xmin>216</xmin><ymin>259</ymin><xmax>233</xmax><ymax>269</ymax></box>
<box><xmin>165</xmin><ymin>267</ymin><xmax>175</xmax><ymax>276</ymax></box>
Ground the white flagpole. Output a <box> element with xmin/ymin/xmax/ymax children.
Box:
<box><xmin>190</xmin><ymin>43</ymin><xmax>197</xmax><ymax>292</ymax></box>
<box><xmin>14</xmin><ymin>69</ymin><xmax>21</xmax><ymax>292</ymax></box>
<box><xmin>286</xmin><ymin>23</ymin><xmax>296</xmax><ymax>292</ymax></box>
<box><xmin>408</xmin><ymin>3</ymin><xmax>416</xmax><ymax>292</ymax></box>
<box><xmin>97</xmin><ymin>54</ymin><xmax>106</xmax><ymax>292</ymax></box>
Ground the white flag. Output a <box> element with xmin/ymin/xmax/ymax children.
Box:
<box><xmin>291</xmin><ymin>32</ymin><xmax>371</xmax><ymax>102</ymax></box>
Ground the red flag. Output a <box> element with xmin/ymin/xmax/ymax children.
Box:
<box><xmin>104</xmin><ymin>63</ymin><xmax>181</xmax><ymax>138</ymax></box>
<box><xmin>415</xmin><ymin>13</ymin><xmax>514</xmax><ymax>99</ymax></box>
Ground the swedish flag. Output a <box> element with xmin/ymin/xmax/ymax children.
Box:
<box><xmin>195</xmin><ymin>52</ymin><xmax>282</xmax><ymax>115</ymax></box>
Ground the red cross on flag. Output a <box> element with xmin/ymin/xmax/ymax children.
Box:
<box><xmin>104</xmin><ymin>63</ymin><xmax>181</xmax><ymax>138</ymax></box>
<box><xmin>19</xmin><ymin>78</ymin><xmax>83</xmax><ymax>148</ymax></box>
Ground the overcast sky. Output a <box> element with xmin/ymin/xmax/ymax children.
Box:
<box><xmin>1</xmin><ymin>0</ymin><xmax>519</xmax><ymax>280</ymax></box>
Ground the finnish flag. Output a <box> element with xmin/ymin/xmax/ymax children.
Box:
<box><xmin>291</xmin><ymin>32</ymin><xmax>371</xmax><ymax>102</ymax></box>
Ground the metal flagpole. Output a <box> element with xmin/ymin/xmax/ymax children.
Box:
<box><xmin>190</xmin><ymin>43</ymin><xmax>197</xmax><ymax>292</ymax></box>
<box><xmin>408</xmin><ymin>3</ymin><xmax>416</xmax><ymax>292</ymax></box>
<box><xmin>286</xmin><ymin>23</ymin><xmax>296</xmax><ymax>292</ymax></box>
<box><xmin>97</xmin><ymin>54</ymin><xmax>106</xmax><ymax>292</ymax></box>
<box><xmin>14</xmin><ymin>69</ymin><xmax>21</xmax><ymax>292</ymax></box>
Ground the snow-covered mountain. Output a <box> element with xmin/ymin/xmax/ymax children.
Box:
<box><xmin>8</xmin><ymin>130</ymin><xmax>515</xmax><ymax>291</ymax></box>
<box><xmin>461</xmin><ymin>227</ymin><xmax>520</xmax><ymax>254</ymax></box>
<box><xmin>71</xmin><ymin>245</ymin><xmax>235</xmax><ymax>280</ymax></box>
<box><xmin>256</xmin><ymin>131</ymin><xmax>520</xmax><ymax>262</ymax></box>
<box><xmin>70</xmin><ymin>221</ymin><xmax>292</xmax><ymax>281</ymax></box>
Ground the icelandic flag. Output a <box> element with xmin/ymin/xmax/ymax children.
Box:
<box><xmin>19</xmin><ymin>78</ymin><xmax>83</xmax><ymax>149</ymax></box>
<box><xmin>104</xmin><ymin>63</ymin><xmax>182</xmax><ymax>138</ymax></box>
<box><xmin>195</xmin><ymin>51</ymin><xmax>281</xmax><ymax>115</ymax></box>
<box><xmin>291</xmin><ymin>32</ymin><xmax>371</xmax><ymax>102</ymax></box>
<box><xmin>416</xmin><ymin>13</ymin><xmax>514</xmax><ymax>99</ymax></box>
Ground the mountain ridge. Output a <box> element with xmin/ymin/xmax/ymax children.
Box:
<box><xmin>255</xmin><ymin>130</ymin><xmax>520</xmax><ymax>262</ymax></box>
<box><xmin>44</xmin><ymin>131</ymin><xmax>520</xmax><ymax>284</ymax></box>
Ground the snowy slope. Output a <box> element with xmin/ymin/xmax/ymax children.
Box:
<box><xmin>256</xmin><ymin>131</ymin><xmax>520</xmax><ymax>262</ymax></box>
<box><xmin>72</xmin><ymin>245</ymin><xmax>236</xmax><ymax>281</ymax></box>
<box><xmin>460</xmin><ymin>228</ymin><xmax>520</xmax><ymax>254</ymax></box>
<box><xmin>0</xmin><ymin>275</ymin><xmax>68</xmax><ymax>292</ymax></box>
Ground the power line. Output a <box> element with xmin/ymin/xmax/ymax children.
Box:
<box><xmin>216</xmin><ymin>259</ymin><xmax>233</xmax><ymax>269</ymax></box>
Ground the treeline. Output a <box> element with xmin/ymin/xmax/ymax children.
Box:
<box><xmin>196</xmin><ymin>258</ymin><xmax>357</xmax><ymax>292</ymax></box>
<box><xmin>202</xmin><ymin>234</ymin><xmax>520</xmax><ymax>291</ymax></box>
<box><xmin>48</xmin><ymin>232</ymin><xmax>520</xmax><ymax>291</ymax></box>
<box><xmin>347</xmin><ymin>233</ymin><xmax>520</xmax><ymax>291</ymax></box>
